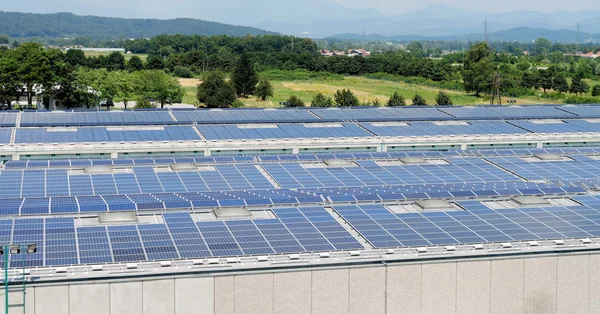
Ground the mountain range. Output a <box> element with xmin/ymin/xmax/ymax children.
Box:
<box><xmin>1</xmin><ymin>5</ymin><xmax>600</xmax><ymax>44</ymax></box>
<box><xmin>261</xmin><ymin>5</ymin><xmax>600</xmax><ymax>39</ymax></box>
<box><xmin>330</xmin><ymin>27</ymin><xmax>600</xmax><ymax>44</ymax></box>
<box><xmin>0</xmin><ymin>11</ymin><xmax>275</xmax><ymax>39</ymax></box>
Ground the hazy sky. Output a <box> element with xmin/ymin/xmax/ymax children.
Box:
<box><xmin>5</xmin><ymin>0</ymin><xmax>598</xmax><ymax>17</ymax></box>
<box><xmin>333</xmin><ymin>0</ymin><xmax>596</xmax><ymax>13</ymax></box>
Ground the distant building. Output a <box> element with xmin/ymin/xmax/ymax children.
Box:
<box><xmin>563</xmin><ymin>51</ymin><xmax>599</xmax><ymax>59</ymax></box>
<box><xmin>347</xmin><ymin>49</ymin><xmax>371</xmax><ymax>57</ymax></box>
<box><xmin>320</xmin><ymin>50</ymin><xmax>346</xmax><ymax>57</ymax></box>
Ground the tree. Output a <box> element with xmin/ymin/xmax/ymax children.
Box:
<box><xmin>111</xmin><ymin>71</ymin><xmax>135</xmax><ymax>109</ymax></box>
<box><xmin>538</xmin><ymin>69</ymin><xmax>554</xmax><ymax>93</ymax></box>
<box><xmin>592</xmin><ymin>85</ymin><xmax>600</xmax><ymax>97</ymax></box>
<box><xmin>553</xmin><ymin>74</ymin><xmax>569</xmax><ymax>93</ymax></box>
<box><xmin>533</xmin><ymin>38</ymin><xmax>552</xmax><ymax>56</ymax></box>
<box><xmin>231</xmin><ymin>53</ymin><xmax>258</xmax><ymax>97</ymax></box>
<box><xmin>311</xmin><ymin>93</ymin><xmax>334</xmax><ymax>107</ymax></box>
<box><xmin>106</xmin><ymin>52</ymin><xmax>126</xmax><ymax>71</ymax></box>
<box><xmin>134</xmin><ymin>98</ymin><xmax>156</xmax><ymax>109</ymax></box>
<box><xmin>285</xmin><ymin>95</ymin><xmax>305</xmax><ymax>107</ymax></box>
<box><xmin>127</xmin><ymin>56</ymin><xmax>144</xmax><ymax>72</ymax></box>
<box><xmin>462</xmin><ymin>42</ymin><xmax>495</xmax><ymax>96</ymax></box>
<box><xmin>570</xmin><ymin>74</ymin><xmax>590</xmax><ymax>96</ymax></box>
<box><xmin>0</xmin><ymin>34</ymin><xmax>8</xmax><ymax>45</ymax></box>
<box><xmin>134</xmin><ymin>70</ymin><xmax>183</xmax><ymax>108</ymax></box>
<box><xmin>521</xmin><ymin>70</ymin><xmax>540</xmax><ymax>90</ymax></box>
<box><xmin>145</xmin><ymin>55</ymin><xmax>164</xmax><ymax>70</ymax></box>
<box><xmin>596</xmin><ymin>64</ymin><xmax>600</xmax><ymax>76</ymax></box>
<box><xmin>387</xmin><ymin>92</ymin><xmax>406</xmax><ymax>107</ymax></box>
<box><xmin>255</xmin><ymin>79</ymin><xmax>274</xmax><ymax>101</ymax></box>
<box><xmin>196</xmin><ymin>71</ymin><xmax>236</xmax><ymax>108</ymax></box>
<box><xmin>412</xmin><ymin>94</ymin><xmax>427</xmax><ymax>106</ymax></box>
<box><xmin>435</xmin><ymin>91</ymin><xmax>453</xmax><ymax>106</ymax></box>
<box><xmin>65</xmin><ymin>49</ymin><xmax>86</xmax><ymax>67</ymax></box>
<box><xmin>334</xmin><ymin>89</ymin><xmax>359</xmax><ymax>107</ymax></box>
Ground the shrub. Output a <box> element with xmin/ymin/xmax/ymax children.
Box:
<box><xmin>173</xmin><ymin>66</ymin><xmax>193</xmax><ymax>78</ymax></box>
<box><xmin>134</xmin><ymin>98</ymin><xmax>156</xmax><ymax>109</ymax></box>
<box><xmin>411</xmin><ymin>94</ymin><xmax>427</xmax><ymax>106</ymax></box>
<box><xmin>285</xmin><ymin>95</ymin><xmax>305</xmax><ymax>107</ymax></box>
<box><xmin>255</xmin><ymin>79</ymin><xmax>274</xmax><ymax>101</ymax></box>
<box><xmin>387</xmin><ymin>92</ymin><xmax>406</xmax><ymax>106</ymax></box>
<box><xmin>231</xmin><ymin>99</ymin><xmax>245</xmax><ymax>108</ymax></box>
<box><xmin>334</xmin><ymin>89</ymin><xmax>359</xmax><ymax>107</ymax></box>
<box><xmin>435</xmin><ymin>91</ymin><xmax>453</xmax><ymax>106</ymax></box>
<box><xmin>311</xmin><ymin>93</ymin><xmax>334</xmax><ymax>107</ymax></box>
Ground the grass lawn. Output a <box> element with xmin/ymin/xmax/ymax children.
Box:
<box><xmin>180</xmin><ymin>76</ymin><xmax>567</xmax><ymax>107</ymax></box>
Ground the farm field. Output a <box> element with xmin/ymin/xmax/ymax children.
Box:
<box><xmin>180</xmin><ymin>76</ymin><xmax>565</xmax><ymax>108</ymax></box>
<box><xmin>82</xmin><ymin>50</ymin><xmax>148</xmax><ymax>61</ymax></box>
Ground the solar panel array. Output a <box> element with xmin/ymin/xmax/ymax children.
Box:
<box><xmin>14</xmin><ymin>126</ymin><xmax>200</xmax><ymax>143</ymax></box>
<box><xmin>3</xmin><ymin>103</ymin><xmax>600</xmax><ymax>269</ymax></box>
<box><xmin>360</xmin><ymin>121</ymin><xmax>528</xmax><ymax>136</ymax></box>
<box><xmin>0</xmin><ymin>207</ymin><xmax>364</xmax><ymax>267</ymax></box>
<box><xmin>20</xmin><ymin>111</ymin><xmax>175</xmax><ymax>127</ymax></box>
<box><xmin>334</xmin><ymin>196</ymin><xmax>600</xmax><ymax>248</ymax></box>
<box><xmin>172</xmin><ymin>109</ymin><xmax>320</xmax><ymax>124</ymax></box>
<box><xmin>197</xmin><ymin>123</ymin><xmax>372</xmax><ymax>140</ymax></box>
<box><xmin>6</xmin><ymin>105</ymin><xmax>600</xmax><ymax>128</ymax></box>
<box><xmin>0</xmin><ymin>165</ymin><xmax>276</xmax><ymax>198</ymax></box>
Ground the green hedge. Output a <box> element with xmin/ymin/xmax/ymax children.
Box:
<box><xmin>259</xmin><ymin>69</ymin><xmax>344</xmax><ymax>81</ymax></box>
<box><xmin>362</xmin><ymin>72</ymin><xmax>464</xmax><ymax>91</ymax></box>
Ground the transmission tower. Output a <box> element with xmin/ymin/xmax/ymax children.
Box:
<box><xmin>484</xmin><ymin>19</ymin><xmax>489</xmax><ymax>44</ymax></box>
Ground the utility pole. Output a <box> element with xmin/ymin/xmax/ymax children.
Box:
<box><xmin>577</xmin><ymin>22</ymin><xmax>581</xmax><ymax>54</ymax></box>
<box><xmin>490</xmin><ymin>71</ymin><xmax>502</xmax><ymax>105</ymax></box>
<box><xmin>291</xmin><ymin>33</ymin><xmax>294</xmax><ymax>53</ymax></box>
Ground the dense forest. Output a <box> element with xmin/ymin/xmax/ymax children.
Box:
<box><xmin>0</xmin><ymin>11</ymin><xmax>276</xmax><ymax>39</ymax></box>
<box><xmin>1</xmin><ymin>34</ymin><xmax>600</xmax><ymax>109</ymax></box>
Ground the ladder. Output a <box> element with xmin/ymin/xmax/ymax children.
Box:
<box><xmin>2</xmin><ymin>248</ymin><xmax>28</xmax><ymax>314</ymax></box>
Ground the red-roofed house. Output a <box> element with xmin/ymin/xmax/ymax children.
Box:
<box><xmin>347</xmin><ymin>49</ymin><xmax>371</xmax><ymax>57</ymax></box>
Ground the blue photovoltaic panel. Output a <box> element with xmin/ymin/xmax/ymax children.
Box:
<box><xmin>172</xmin><ymin>109</ymin><xmax>319</xmax><ymax>124</ymax></box>
<box><xmin>262</xmin><ymin>158</ymin><xmax>518</xmax><ymax>189</ymax></box>
<box><xmin>0</xmin><ymin>112</ymin><xmax>18</xmax><ymax>127</ymax></box>
<box><xmin>360</xmin><ymin>121</ymin><xmax>529</xmax><ymax>137</ymax></box>
<box><xmin>310</xmin><ymin>107</ymin><xmax>453</xmax><ymax>121</ymax></box>
<box><xmin>197</xmin><ymin>123</ymin><xmax>371</xmax><ymax>140</ymax></box>
<box><xmin>333</xmin><ymin>199</ymin><xmax>600</xmax><ymax>249</ymax></box>
<box><xmin>438</xmin><ymin>106</ymin><xmax>578</xmax><ymax>120</ymax></box>
<box><xmin>508</xmin><ymin>119</ymin><xmax>600</xmax><ymax>133</ymax></box>
<box><xmin>20</xmin><ymin>111</ymin><xmax>176</xmax><ymax>127</ymax></box>
<box><xmin>0</xmin><ymin>164</ymin><xmax>275</xmax><ymax>198</ymax></box>
<box><xmin>14</xmin><ymin>126</ymin><xmax>200</xmax><ymax>143</ymax></box>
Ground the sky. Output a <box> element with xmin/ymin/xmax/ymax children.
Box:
<box><xmin>332</xmin><ymin>0</ymin><xmax>597</xmax><ymax>14</ymax></box>
<box><xmin>4</xmin><ymin>0</ymin><xmax>598</xmax><ymax>17</ymax></box>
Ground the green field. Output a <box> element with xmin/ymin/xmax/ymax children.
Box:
<box><xmin>182</xmin><ymin>76</ymin><xmax>565</xmax><ymax>107</ymax></box>
<box><xmin>82</xmin><ymin>51</ymin><xmax>148</xmax><ymax>61</ymax></box>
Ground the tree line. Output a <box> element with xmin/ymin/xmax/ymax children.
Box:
<box><xmin>0</xmin><ymin>43</ymin><xmax>183</xmax><ymax>108</ymax></box>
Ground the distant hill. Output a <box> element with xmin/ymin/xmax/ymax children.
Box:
<box><xmin>0</xmin><ymin>11</ymin><xmax>277</xmax><ymax>39</ymax></box>
<box><xmin>329</xmin><ymin>27</ymin><xmax>600</xmax><ymax>43</ymax></box>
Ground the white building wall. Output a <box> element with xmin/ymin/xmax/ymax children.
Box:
<box><xmin>11</xmin><ymin>252</ymin><xmax>600</xmax><ymax>314</ymax></box>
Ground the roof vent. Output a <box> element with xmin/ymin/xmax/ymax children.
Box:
<box><xmin>170</xmin><ymin>163</ymin><xmax>198</xmax><ymax>171</ymax></box>
<box><xmin>322</xmin><ymin>159</ymin><xmax>355</xmax><ymax>167</ymax></box>
<box><xmin>512</xmin><ymin>196</ymin><xmax>550</xmax><ymax>206</ymax></box>
<box><xmin>213</xmin><ymin>207</ymin><xmax>251</xmax><ymax>219</ymax></box>
<box><xmin>99</xmin><ymin>212</ymin><xmax>137</xmax><ymax>224</ymax></box>
<box><xmin>84</xmin><ymin>165</ymin><xmax>113</xmax><ymax>174</ymax></box>
<box><xmin>399</xmin><ymin>157</ymin><xmax>427</xmax><ymax>165</ymax></box>
<box><xmin>416</xmin><ymin>199</ymin><xmax>453</xmax><ymax>210</ymax></box>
